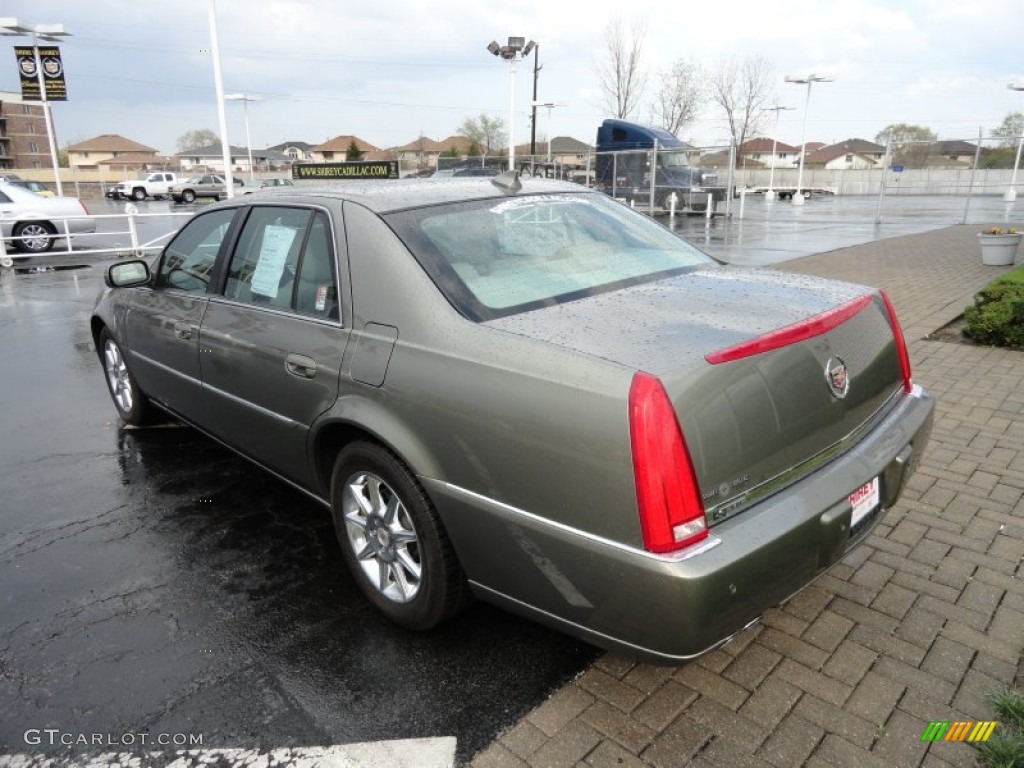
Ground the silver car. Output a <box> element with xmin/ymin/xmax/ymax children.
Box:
<box><xmin>90</xmin><ymin>176</ymin><xmax>933</xmax><ymax>662</ymax></box>
<box><xmin>0</xmin><ymin>181</ymin><xmax>95</xmax><ymax>255</ymax></box>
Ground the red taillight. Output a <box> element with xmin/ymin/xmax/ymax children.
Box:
<box><xmin>628</xmin><ymin>372</ymin><xmax>707</xmax><ymax>553</ymax></box>
<box><xmin>880</xmin><ymin>291</ymin><xmax>912</xmax><ymax>393</ymax></box>
<box><xmin>705</xmin><ymin>294</ymin><xmax>873</xmax><ymax>365</ymax></box>
<box><xmin>79</xmin><ymin>200</ymin><xmax>91</xmax><ymax>215</ymax></box>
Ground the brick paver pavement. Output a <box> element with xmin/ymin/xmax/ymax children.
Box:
<box><xmin>471</xmin><ymin>225</ymin><xmax>1023</xmax><ymax>768</ymax></box>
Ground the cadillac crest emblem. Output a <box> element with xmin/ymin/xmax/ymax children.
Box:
<box><xmin>825</xmin><ymin>356</ymin><xmax>849</xmax><ymax>398</ymax></box>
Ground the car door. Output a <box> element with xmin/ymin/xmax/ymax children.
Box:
<box><xmin>122</xmin><ymin>207</ymin><xmax>238</xmax><ymax>424</ymax></box>
<box><xmin>199</xmin><ymin>205</ymin><xmax>349</xmax><ymax>488</ymax></box>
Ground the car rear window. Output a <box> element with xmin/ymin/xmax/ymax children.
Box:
<box><xmin>384</xmin><ymin>192</ymin><xmax>712</xmax><ymax>321</ymax></box>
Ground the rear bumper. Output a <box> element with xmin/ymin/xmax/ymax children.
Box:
<box><xmin>429</xmin><ymin>384</ymin><xmax>933</xmax><ymax>663</ymax></box>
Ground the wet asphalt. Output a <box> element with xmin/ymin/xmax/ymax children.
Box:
<box><xmin>1</xmin><ymin>191</ymin><xmax>1021</xmax><ymax>764</ymax></box>
<box><xmin>0</xmin><ymin>258</ymin><xmax>597</xmax><ymax>763</ymax></box>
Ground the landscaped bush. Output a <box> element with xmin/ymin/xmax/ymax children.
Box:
<box><xmin>963</xmin><ymin>264</ymin><xmax>1024</xmax><ymax>348</ymax></box>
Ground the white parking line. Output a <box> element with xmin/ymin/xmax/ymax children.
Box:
<box><xmin>0</xmin><ymin>738</ymin><xmax>457</xmax><ymax>767</ymax></box>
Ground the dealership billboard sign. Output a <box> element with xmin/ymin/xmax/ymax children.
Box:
<box><xmin>14</xmin><ymin>46</ymin><xmax>67</xmax><ymax>101</ymax></box>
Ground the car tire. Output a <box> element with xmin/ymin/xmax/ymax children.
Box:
<box><xmin>330</xmin><ymin>441</ymin><xmax>469</xmax><ymax>630</ymax></box>
<box><xmin>12</xmin><ymin>221</ymin><xmax>56</xmax><ymax>254</ymax></box>
<box><xmin>99</xmin><ymin>328</ymin><xmax>153</xmax><ymax>426</ymax></box>
<box><xmin>182</xmin><ymin>189</ymin><xmax>196</xmax><ymax>203</ymax></box>
<box><xmin>132</xmin><ymin>188</ymin><xmax>146</xmax><ymax>201</ymax></box>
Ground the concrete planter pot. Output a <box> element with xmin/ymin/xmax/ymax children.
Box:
<box><xmin>978</xmin><ymin>233</ymin><xmax>1022</xmax><ymax>266</ymax></box>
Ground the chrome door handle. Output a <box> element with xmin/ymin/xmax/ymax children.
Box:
<box><xmin>173</xmin><ymin>322</ymin><xmax>192</xmax><ymax>339</ymax></box>
<box><xmin>285</xmin><ymin>353</ymin><xmax>317</xmax><ymax>379</ymax></box>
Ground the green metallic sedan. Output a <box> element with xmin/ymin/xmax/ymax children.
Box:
<box><xmin>90</xmin><ymin>175</ymin><xmax>933</xmax><ymax>663</ymax></box>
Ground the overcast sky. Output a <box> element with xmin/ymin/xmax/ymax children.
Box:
<box><xmin>4</xmin><ymin>0</ymin><xmax>1022</xmax><ymax>156</ymax></box>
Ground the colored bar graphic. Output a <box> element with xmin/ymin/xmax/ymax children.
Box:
<box><xmin>921</xmin><ymin>721</ymin><xmax>997</xmax><ymax>742</ymax></box>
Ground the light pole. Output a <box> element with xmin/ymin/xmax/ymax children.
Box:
<box><xmin>763</xmin><ymin>105</ymin><xmax>795</xmax><ymax>202</ymax></box>
<box><xmin>206</xmin><ymin>0</ymin><xmax>234</xmax><ymax>197</ymax></box>
<box><xmin>531</xmin><ymin>101</ymin><xmax>566</xmax><ymax>162</ymax></box>
<box><xmin>487</xmin><ymin>36</ymin><xmax>536</xmax><ymax>171</ymax></box>
<box><xmin>0</xmin><ymin>17</ymin><xmax>72</xmax><ymax>196</ymax></box>
<box><xmin>785</xmin><ymin>73</ymin><xmax>833</xmax><ymax>206</ymax></box>
<box><xmin>225</xmin><ymin>93</ymin><xmax>262</xmax><ymax>183</ymax></box>
<box><xmin>1004</xmin><ymin>81</ymin><xmax>1024</xmax><ymax>202</ymax></box>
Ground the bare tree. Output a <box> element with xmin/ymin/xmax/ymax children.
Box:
<box><xmin>596</xmin><ymin>19</ymin><xmax>647</xmax><ymax>119</ymax></box>
<box><xmin>650</xmin><ymin>59</ymin><xmax>705</xmax><ymax>136</ymax></box>
<box><xmin>708</xmin><ymin>55</ymin><xmax>775</xmax><ymax>151</ymax></box>
<box><xmin>176</xmin><ymin>128</ymin><xmax>219</xmax><ymax>153</ymax></box>
<box><xmin>458</xmin><ymin>114</ymin><xmax>506</xmax><ymax>155</ymax></box>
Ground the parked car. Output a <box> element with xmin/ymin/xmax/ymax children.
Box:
<box><xmin>91</xmin><ymin>176</ymin><xmax>934</xmax><ymax>662</ymax></box>
<box><xmin>452</xmin><ymin>167</ymin><xmax>501</xmax><ymax>177</ymax></box>
<box><xmin>0</xmin><ymin>181</ymin><xmax>95</xmax><ymax>254</ymax></box>
<box><xmin>6</xmin><ymin>180</ymin><xmax>54</xmax><ymax>197</ymax></box>
<box><xmin>169</xmin><ymin>175</ymin><xmax>243</xmax><ymax>204</ymax></box>
<box><xmin>242</xmin><ymin>178</ymin><xmax>295</xmax><ymax>194</ymax></box>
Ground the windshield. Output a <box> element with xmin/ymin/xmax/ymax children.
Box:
<box><xmin>660</xmin><ymin>151</ymin><xmax>692</xmax><ymax>169</ymax></box>
<box><xmin>385</xmin><ymin>192</ymin><xmax>712</xmax><ymax>321</ymax></box>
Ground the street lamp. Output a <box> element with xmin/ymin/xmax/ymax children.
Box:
<box><xmin>225</xmin><ymin>93</ymin><xmax>262</xmax><ymax>183</ymax></box>
<box><xmin>531</xmin><ymin>101</ymin><xmax>566</xmax><ymax>162</ymax></box>
<box><xmin>487</xmin><ymin>36</ymin><xmax>536</xmax><ymax>171</ymax></box>
<box><xmin>785</xmin><ymin>73</ymin><xmax>833</xmax><ymax>206</ymax></box>
<box><xmin>1004</xmin><ymin>81</ymin><xmax>1024</xmax><ymax>202</ymax></box>
<box><xmin>763</xmin><ymin>105</ymin><xmax>795</xmax><ymax>202</ymax></box>
<box><xmin>0</xmin><ymin>17</ymin><xmax>72</xmax><ymax>196</ymax></box>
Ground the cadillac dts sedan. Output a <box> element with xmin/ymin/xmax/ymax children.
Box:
<box><xmin>91</xmin><ymin>176</ymin><xmax>933</xmax><ymax>662</ymax></box>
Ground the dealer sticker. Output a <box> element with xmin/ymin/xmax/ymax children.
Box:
<box><xmin>849</xmin><ymin>477</ymin><xmax>880</xmax><ymax>527</ymax></box>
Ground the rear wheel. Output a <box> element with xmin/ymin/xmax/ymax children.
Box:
<box><xmin>99</xmin><ymin>328</ymin><xmax>152</xmax><ymax>426</ymax></box>
<box><xmin>12</xmin><ymin>221</ymin><xmax>56</xmax><ymax>254</ymax></box>
<box><xmin>330</xmin><ymin>441</ymin><xmax>469</xmax><ymax>630</ymax></box>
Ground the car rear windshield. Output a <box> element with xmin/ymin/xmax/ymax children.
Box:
<box><xmin>384</xmin><ymin>192</ymin><xmax>712</xmax><ymax>321</ymax></box>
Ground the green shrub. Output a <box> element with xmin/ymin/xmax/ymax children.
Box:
<box><xmin>964</xmin><ymin>265</ymin><xmax>1024</xmax><ymax>348</ymax></box>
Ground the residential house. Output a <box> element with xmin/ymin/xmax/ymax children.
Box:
<box><xmin>931</xmin><ymin>140</ymin><xmax>977</xmax><ymax>165</ymax></box>
<box><xmin>66</xmin><ymin>134</ymin><xmax>159</xmax><ymax>170</ymax></box>
<box><xmin>802</xmin><ymin>139</ymin><xmax>886</xmax><ymax>170</ymax></box>
<box><xmin>0</xmin><ymin>91</ymin><xmax>49</xmax><ymax>170</ymax></box>
<box><xmin>517</xmin><ymin>135</ymin><xmax>593</xmax><ymax>165</ymax></box>
<box><xmin>267</xmin><ymin>141</ymin><xmax>313</xmax><ymax>163</ymax></box>
<box><xmin>735</xmin><ymin>138</ymin><xmax>800</xmax><ymax>169</ymax></box>
<box><xmin>175</xmin><ymin>143</ymin><xmax>287</xmax><ymax>173</ymax></box>
<box><xmin>310</xmin><ymin>135</ymin><xmax>381</xmax><ymax>163</ymax></box>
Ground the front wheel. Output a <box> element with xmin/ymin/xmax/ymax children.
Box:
<box><xmin>99</xmin><ymin>329</ymin><xmax>152</xmax><ymax>426</ymax></box>
<box><xmin>330</xmin><ymin>441</ymin><xmax>469</xmax><ymax>630</ymax></box>
<box><xmin>12</xmin><ymin>221</ymin><xmax>57</xmax><ymax>254</ymax></box>
<box><xmin>182</xmin><ymin>189</ymin><xmax>196</xmax><ymax>203</ymax></box>
<box><xmin>132</xmin><ymin>188</ymin><xmax>147</xmax><ymax>201</ymax></box>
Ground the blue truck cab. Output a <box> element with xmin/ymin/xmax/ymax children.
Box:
<box><xmin>594</xmin><ymin>119</ymin><xmax>725</xmax><ymax>212</ymax></box>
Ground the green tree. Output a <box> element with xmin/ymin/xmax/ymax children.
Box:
<box><xmin>457</xmin><ymin>114</ymin><xmax>505</xmax><ymax>155</ymax></box>
<box><xmin>345</xmin><ymin>140</ymin><xmax>364</xmax><ymax>161</ymax></box>
<box><xmin>991</xmin><ymin>112</ymin><xmax>1024</xmax><ymax>148</ymax></box>
<box><xmin>176</xmin><ymin>128</ymin><xmax>219</xmax><ymax>153</ymax></box>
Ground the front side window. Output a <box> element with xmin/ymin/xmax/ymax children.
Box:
<box><xmin>386</xmin><ymin>192</ymin><xmax>711</xmax><ymax>321</ymax></box>
<box><xmin>156</xmin><ymin>208</ymin><xmax>236</xmax><ymax>292</ymax></box>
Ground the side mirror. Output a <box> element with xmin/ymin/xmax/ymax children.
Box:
<box><xmin>106</xmin><ymin>259</ymin><xmax>151</xmax><ymax>288</ymax></box>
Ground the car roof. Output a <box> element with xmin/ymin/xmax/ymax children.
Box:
<box><xmin>227</xmin><ymin>177</ymin><xmax>586</xmax><ymax>214</ymax></box>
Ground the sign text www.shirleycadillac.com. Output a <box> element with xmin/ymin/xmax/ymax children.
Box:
<box><xmin>292</xmin><ymin>161</ymin><xmax>399</xmax><ymax>180</ymax></box>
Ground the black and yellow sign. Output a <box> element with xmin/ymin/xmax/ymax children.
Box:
<box><xmin>292</xmin><ymin>161</ymin><xmax>399</xmax><ymax>180</ymax></box>
<box><xmin>14</xmin><ymin>46</ymin><xmax>67</xmax><ymax>101</ymax></box>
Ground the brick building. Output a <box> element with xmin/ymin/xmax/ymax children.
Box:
<box><xmin>0</xmin><ymin>91</ymin><xmax>51</xmax><ymax>171</ymax></box>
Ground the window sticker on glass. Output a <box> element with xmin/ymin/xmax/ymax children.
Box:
<box><xmin>250</xmin><ymin>225</ymin><xmax>298</xmax><ymax>297</ymax></box>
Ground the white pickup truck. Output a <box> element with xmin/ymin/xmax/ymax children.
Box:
<box><xmin>111</xmin><ymin>172</ymin><xmax>179</xmax><ymax>201</ymax></box>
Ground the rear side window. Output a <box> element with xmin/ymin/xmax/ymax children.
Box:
<box><xmin>156</xmin><ymin>208</ymin><xmax>236</xmax><ymax>292</ymax></box>
<box><xmin>224</xmin><ymin>207</ymin><xmax>339</xmax><ymax>320</ymax></box>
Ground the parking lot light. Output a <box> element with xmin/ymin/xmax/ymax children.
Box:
<box><xmin>785</xmin><ymin>73</ymin><xmax>833</xmax><ymax>206</ymax></box>
<box><xmin>0</xmin><ymin>17</ymin><xmax>72</xmax><ymax>196</ymax></box>
<box><xmin>225</xmin><ymin>93</ymin><xmax>262</xmax><ymax>183</ymax></box>
<box><xmin>487</xmin><ymin>37</ymin><xmax>537</xmax><ymax>171</ymax></box>
<box><xmin>1004</xmin><ymin>81</ymin><xmax>1024</xmax><ymax>202</ymax></box>
<box><xmin>763</xmin><ymin>105</ymin><xmax>795</xmax><ymax>201</ymax></box>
